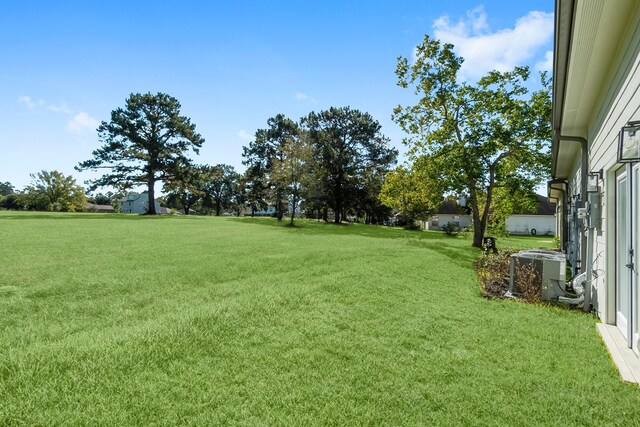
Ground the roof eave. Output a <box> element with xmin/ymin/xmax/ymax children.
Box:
<box><xmin>551</xmin><ymin>0</ymin><xmax>576</xmax><ymax>178</ymax></box>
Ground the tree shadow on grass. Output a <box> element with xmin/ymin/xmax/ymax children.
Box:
<box><xmin>228</xmin><ymin>216</ymin><xmax>417</xmax><ymax>239</ymax></box>
<box><xmin>0</xmin><ymin>212</ymin><xmax>175</xmax><ymax>221</ymax></box>
<box><xmin>228</xmin><ymin>217</ymin><xmax>481</xmax><ymax>267</ymax></box>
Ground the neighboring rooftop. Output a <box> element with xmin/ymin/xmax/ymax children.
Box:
<box><xmin>515</xmin><ymin>194</ymin><xmax>556</xmax><ymax>216</ymax></box>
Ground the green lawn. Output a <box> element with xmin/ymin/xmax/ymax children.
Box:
<box><xmin>0</xmin><ymin>212</ymin><xmax>638</xmax><ymax>425</ymax></box>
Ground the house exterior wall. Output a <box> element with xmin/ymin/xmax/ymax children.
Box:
<box><xmin>505</xmin><ymin>215</ymin><xmax>556</xmax><ymax>235</ymax></box>
<box><xmin>560</xmin><ymin>4</ymin><xmax>640</xmax><ymax>326</ymax></box>
<box><xmin>424</xmin><ymin>214</ymin><xmax>472</xmax><ymax>231</ymax></box>
<box><xmin>119</xmin><ymin>195</ymin><xmax>161</xmax><ymax>214</ymax></box>
<box><xmin>589</xmin><ymin>14</ymin><xmax>640</xmax><ymax>324</ymax></box>
<box><xmin>247</xmin><ymin>206</ymin><xmax>277</xmax><ymax>217</ymax></box>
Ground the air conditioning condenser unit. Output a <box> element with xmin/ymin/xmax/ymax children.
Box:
<box><xmin>509</xmin><ymin>250</ymin><xmax>567</xmax><ymax>300</ymax></box>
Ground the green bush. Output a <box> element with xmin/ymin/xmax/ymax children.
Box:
<box><xmin>441</xmin><ymin>221</ymin><xmax>461</xmax><ymax>235</ymax></box>
<box><xmin>476</xmin><ymin>250</ymin><xmax>514</xmax><ymax>298</ymax></box>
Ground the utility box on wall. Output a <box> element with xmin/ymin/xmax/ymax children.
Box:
<box><xmin>587</xmin><ymin>192</ymin><xmax>601</xmax><ymax>230</ymax></box>
<box><xmin>509</xmin><ymin>250</ymin><xmax>567</xmax><ymax>300</ymax></box>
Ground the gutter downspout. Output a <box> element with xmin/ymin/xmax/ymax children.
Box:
<box><xmin>553</xmin><ymin>132</ymin><xmax>590</xmax><ymax>311</ymax></box>
<box><xmin>585</xmin><ymin>224</ymin><xmax>595</xmax><ymax>312</ymax></box>
<box><xmin>548</xmin><ymin>179</ymin><xmax>568</xmax><ymax>251</ymax></box>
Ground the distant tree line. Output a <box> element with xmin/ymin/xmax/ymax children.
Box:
<box><xmin>163</xmin><ymin>163</ymin><xmax>244</xmax><ymax>216</ymax></box>
<box><xmin>243</xmin><ymin>107</ymin><xmax>397</xmax><ymax>225</ymax></box>
<box><xmin>0</xmin><ymin>172</ymin><xmax>86</xmax><ymax>212</ymax></box>
<box><xmin>3</xmin><ymin>94</ymin><xmax>398</xmax><ymax>222</ymax></box>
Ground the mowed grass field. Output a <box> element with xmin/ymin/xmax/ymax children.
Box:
<box><xmin>0</xmin><ymin>211</ymin><xmax>638</xmax><ymax>425</ymax></box>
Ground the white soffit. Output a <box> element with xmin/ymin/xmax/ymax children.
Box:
<box><xmin>561</xmin><ymin>0</ymin><xmax>636</xmax><ymax>136</ymax></box>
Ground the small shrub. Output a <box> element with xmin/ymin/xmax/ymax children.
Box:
<box><xmin>442</xmin><ymin>221</ymin><xmax>461</xmax><ymax>235</ymax></box>
<box><xmin>515</xmin><ymin>260</ymin><xmax>541</xmax><ymax>302</ymax></box>
<box><xmin>476</xmin><ymin>250</ymin><xmax>543</xmax><ymax>302</ymax></box>
<box><xmin>476</xmin><ymin>250</ymin><xmax>514</xmax><ymax>298</ymax></box>
<box><xmin>486</xmin><ymin>221</ymin><xmax>509</xmax><ymax>237</ymax></box>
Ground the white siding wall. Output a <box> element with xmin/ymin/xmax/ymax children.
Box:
<box><xmin>578</xmin><ymin>7</ymin><xmax>640</xmax><ymax>322</ymax></box>
<box><xmin>425</xmin><ymin>214</ymin><xmax>472</xmax><ymax>230</ymax></box>
<box><xmin>505</xmin><ymin>215</ymin><xmax>556</xmax><ymax>235</ymax></box>
<box><xmin>119</xmin><ymin>196</ymin><xmax>161</xmax><ymax>214</ymax></box>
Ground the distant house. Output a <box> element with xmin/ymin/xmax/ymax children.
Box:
<box><xmin>118</xmin><ymin>193</ymin><xmax>161</xmax><ymax>214</ymax></box>
<box><xmin>85</xmin><ymin>203</ymin><xmax>116</xmax><ymax>213</ymax></box>
<box><xmin>423</xmin><ymin>195</ymin><xmax>556</xmax><ymax>234</ymax></box>
<box><xmin>423</xmin><ymin>199</ymin><xmax>472</xmax><ymax>231</ymax></box>
<box><xmin>246</xmin><ymin>205</ymin><xmax>276</xmax><ymax>217</ymax></box>
<box><xmin>176</xmin><ymin>208</ymin><xmax>197</xmax><ymax>215</ymax></box>
<box><xmin>505</xmin><ymin>195</ymin><xmax>557</xmax><ymax>235</ymax></box>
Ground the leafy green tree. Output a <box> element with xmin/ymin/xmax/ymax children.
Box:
<box><xmin>242</xmin><ymin>167</ymin><xmax>268</xmax><ymax>216</ymax></box>
<box><xmin>0</xmin><ymin>193</ymin><xmax>28</xmax><ymax>210</ymax></box>
<box><xmin>202</xmin><ymin>164</ymin><xmax>240</xmax><ymax>216</ymax></box>
<box><xmin>302</xmin><ymin>107</ymin><xmax>397</xmax><ymax>224</ymax></box>
<box><xmin>91</xmin><ymin>193</ymin><xmax>112</xmax><ymax>205</ymax></box>
<box><xmin>231</xmin><ymin>175</ymin><xmax>249</xmax><ymax>216</ymax></box>
<box><xmin>164</xmin><ymin>164</ymin><xmax>208</xmax><ymax>215</ymax></box>
<box><xmin>299</xmin><ymin>162</ymin><xmax>328</xmax><ymax>221</ymax></box>
<box><xmin>486</xmin><ymin>186</ymin><xmax>538</xmax><ymax>235</ymax></box>
<box><xmin>242</xmin><ymin>114</ymin><xmax>299</xmax><ymax>221</ymax></box>
<box><xmin>379</xmin><ymin>160</ymin><xmax>443</xmax><ymax>223</ymax></box>
<box><xmin>76</xmin><ymin>92</ymin><xmax>204</xmax><ymax>215</ymax></box>
<box><xmin>23</xmin><ymin>170</ymin><xmax>86</xmax><ymax>212</ymax></box>
<box><xmin>272</xmin><ymin>132</ymin><xmax>312</xmax><ymax>225</ymax></box>
<box><xmin>0</xmin><ymin>181</ymin><xmax>14</xmax><ymax>196</ymax></box>
<box><xmin>393</xmin><ymin>36</ymin><xmax>551</xmax><ymax>247</ymax></box>
<box><xmin>353</xmin><ymin>158</ymin><xmax>396</xmax><ymax>225</ymax></box>
<box><xmin>0</xmin><ymin>181</ymin><xmax>14</xmax><ymax>209</ymax></box>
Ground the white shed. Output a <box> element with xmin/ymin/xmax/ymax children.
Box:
<box><xmin>506</xmin><ymin>215</ymin><xmax>555</xmax><ymax>236</ymax></box>
<box><xmin>505</xmin><ymin>195</ymin><xmax>557</xmax><ymax>235</ymax></box>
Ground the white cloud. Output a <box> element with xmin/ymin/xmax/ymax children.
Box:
<box><xmin>18</xmin><ymin>96</ymin><xmax>44</xmax><ymax>109</ymax></box>
<box><xmin>237</xmin><ymin>130</ymin><xmax>253</xmax><ymax>141</ymax></box>
<box><xmin>536</xmin><ymin>50</ymin><xmax>553</xmax><ymax>72</ymax></box>
<box><xmin>295</xmin><ymin>92</ymin><xmax>317</xmax><ymax>104</ymax></box>
<box><xmin>48</xmin><ymin>103</ymin><xmax>73</xmax><ymax>114</ymax></box>
<box><xmin>67</xmin><ymin>112</ymin><xmax>99</xmax><ymax>135</ymax></box>
<box><xmin>19</xmin><ymin>96</ymin><xmax>75</xmax><ymax>115</ymax></box>
<box><xmin>432</xmin><ymin>6</ymin><xmax>553</xmax><ymax>81</ymax></box>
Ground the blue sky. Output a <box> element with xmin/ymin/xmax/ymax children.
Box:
<box><xmin>0</xmin><ymin>1</ymin><xmax>553</xmax><ymax>191</ymax></box>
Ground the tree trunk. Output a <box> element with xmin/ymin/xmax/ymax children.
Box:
<box><xmin>334</xmin><ymin>187</ymin><xmax>342</xmax><ymax>224</ymax></box>
<box><xmin>470</xmin><ymin>180</ymin><xmax>494</xmax><ymax>248</ymax></box>
<box><xmin>147</xmin><ymin>178</ymin><xmax>157</xmax><ymax>215</ymax></box>
<box><xmin>469</xmin><ymin>187</ymin><xmax>483</xmax><ymax>248</ymax></box>
<box><xmin>276</xmin><ymin>191</ymin><xmax>284</xmax><ymax>221</ymax></box>
<box><xmin>290</xmin><ymin>194</ymin><xmax>297</xmax><ymax>226</ymax></box>
<box><xmin>478</xmin><ymin>179</ymin><xmax>495</xmax><ymax>247</ymax></box>
<box><xmin>472</xmin><ymin>213</ymin><xmax>484</xmax><ymax>247</ymax></box>
<box><xmin>216</xmin><ymin>200</ymin><xmax>222</xmax><ymax>216</ymax></box>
